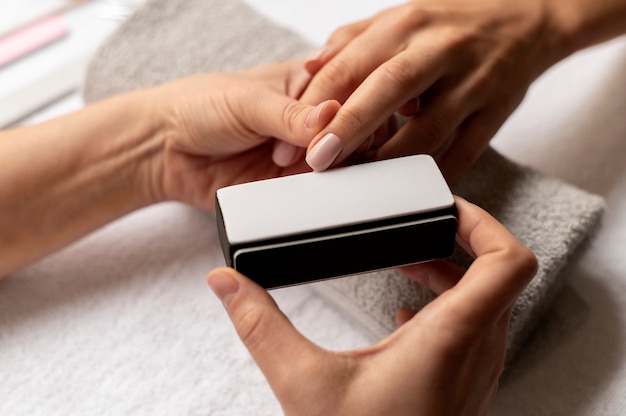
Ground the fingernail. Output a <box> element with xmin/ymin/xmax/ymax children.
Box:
<box><xmin>208</xmin><ymin>270</ymin><xmax>239</xmax><ymax>308</ymax></box>
<box><xmin>273</xmin><ymin>141</ymin><xmax>301</xmax><ymax>167</ymax></box>
<box><xmin>304</xmin><ymin>45</ymin><xmax>330</xmax><ymax>63</ymax></box>
<box><xmin>287</xmin><ymin>67</ymin><xmax>312</xmax><ymax>98</ymax></box>
<box><xmin>305</xmin><ymin>101</ymin><xmax>327</xmax><ymax>129</ymax></box>
<box><xmin>306</xmin><ymin>133</ymin><xmax>342</xmax><ymax>171</ymax></box>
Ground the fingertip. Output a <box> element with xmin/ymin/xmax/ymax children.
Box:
<box><xmin>396</xmin><ymin>97</ymin><xmax>420</xmax><ymax>117</ymax></box>
<box><xmin>304</xmin><ymin>59</ymin><xmax>323</xmax><ymax>76</ymax></box>
<box><xmin>207</xmin><ymin>267</ymin><xmax>241</xmax><ymax>308</ymax></box>
<box><xmin>272</xmin><ymin>140</ymin><xmax>302</xmax><ymax>167</ymax></box>
<box><xmin>287</xmin><ymin>67</ymin><xmax>313</xmax><ymax>98</ymax></box>
<box><xmin>398</xmin><ymin>260</ymin><xmax>465</xmax><ymax>295</ymax></box>
<box><xmin>319</xmin><ymin>99</ymin><xmax>342</xmax><ymax>126</ymax></box>
<box><xmin>305</xmin><ymin>99</ymin><xmax>341</xmax><ymax>129</ymax></box>
<box><xmin>304</xmin><ymin>44</ymin><xmax>333</xmax><ymax>75</ymax></box>
<box><xmin>395</xmin><ymin>308</ymin><xmax>416</xmax><ymax>326</ymax></box>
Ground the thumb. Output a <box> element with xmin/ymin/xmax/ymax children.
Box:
<box><xmin>269</xmin><ymin>98</ymin><xmax>340</xmax><ymax>167</ymax></box>
<box><xmin>250</xmin><ymin>91</ymin><xmax>340</xmax><ymax>147</ymax></box>
<box><xmin>207</xmin><ymin>267</ymin><xmax>319</xmax><ymax>384</ymax></box>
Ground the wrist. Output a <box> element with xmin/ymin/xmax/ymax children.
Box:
<box><xmin>0</xmin><ymin>90</ymin><xmax>168</xmax><ymax>275</ymax></box>
<box><xmin>543</xmin><ymin>0</ymin><xmax>626</xmax><ymax>58</ymax></box>
<box><xmin>88</xmin><ymin>89</ymin><xmax>169</xmax><ymax>210</ymax></box>
<box><xmin>124</xmin><ymin>88</ymin><xmax>172</xmax><ymax>207</ymax></box>
<box><xmin>141</xmin><ymin>80</ymin><xmax>197</xmax><ymax>205</ymax></box>
<box><xmin>518</xmin><ymin>0</ymin><xmax>574</xmax><ymax>75</ymax></box>
<box><xmin>543</xmin><ymin>0</ymin><xmax>590</xmax><ymax>58</ymax></box>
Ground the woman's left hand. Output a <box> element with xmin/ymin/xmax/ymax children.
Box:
<box><xmin>151</xmin><ymin>61</ymin><xmax>340</xmax><ymax>211</ymax></box>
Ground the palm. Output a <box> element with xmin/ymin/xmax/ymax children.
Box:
<box><xmin>168</xmin><ymin>143</ymin><xmax>310</xmax><ymax>211</ymax></box>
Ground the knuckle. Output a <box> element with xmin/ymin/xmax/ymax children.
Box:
<box><xmin>449</xmin><ymin>140</ymin><xmax>483</xmax><ymax>172</ymax></box>
<box><xmin>419</xmin><ymin>112</ymin><xmax>452</xmax><ymax>150</ymax></box>
<box><xmin>397</xmin><ymin>3</ymin><xmax>431</xmax><ymax>28</ymax></box>
<box><xmin>503</xmin><ymin>244</ymin><xmax>538</xmax><ymax>282</ymax></box>
<box><xmin>329</xmin><ymin>22</ymin><xmax>362</xmax><ymax>43</ymax></box>
<box><xmin>318</xmin><ymin>58</ymin><xmax>362</xmax><ymax>98</ymax></box>
<box><xmin>377</xmin><ymin>57</ymin><xmax>418</xmax><ymax>91</ymax></box>
<box><xmin>234</xmin><ymin>305</ymin><xmax>270</xmax><ymax>350</ymax></box>
<box><xmin>279</xmin><ymin>100</ymin><xmax>302</xmax><ymax>134</ymax></box>
<box><xmin>515</xmin><ymin>246</ymin><xmax>539</xmax><ymax>278</ymax></box>
<box><xmin>446</xmin><ymin>30</ymin><xmax>479</xmax><ymax>55</ymax></box>
<box><xmin>336</xmin><ymin>106</ymin><xmax>369</xmax><ymax>136</ymax></box>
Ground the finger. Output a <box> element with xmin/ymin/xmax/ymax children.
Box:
<box><xmin>272</xmin><ymin>140</ymin><xmax>306</xmax><ymax>167</ymax></box>
<box><xmin>354</xmin><ymin>114</ymin><xmax>398</xmax><ymax>153</ymax></box>
<box><xmin>300</xmin><ymin>18</ymin><xmax>411</xmax><ymax>107</ymax></box>
<box><xmin>396</xmin><ymin>97</ymin><xmax>420</xmax><ymax>117</ymax></box>
<box><xmin>436</xmin><ymin>104</ymin><xmax>513</xmax><ymax>183</ymax></box>
<box><xmin>398</xmin><ymin>259</ymin><xmax>466</xmax><ymax>295</ymax></box>
<box><xmin>245</xmin><ymin>92</ymin><xmax>341</xmax><ymax>148</ymax></box>
<box><xmin>272</xmin><ymin>63</ymin><xmax>334</xmax><ymax>167</ymax></box>
<box><xmin>271</xmin><ymin>64</ymin><xmax>333</xmax><ymax>168</ymax></box>
<box><xmin>445</xmin><ymin>197</ymin><xmax>537</xmax><ymax>321</ymax></box>
<box><xmin>395</xmin><ymin>308</ymin><xmax>417</xmax><ymax>326</ymax></box>
<box><xmin>287</xmin><ymin>66</ymin><xmax>314</xmax><ymax>99</ymax></box>
<box><xmin>372</xmin><ymin>86</ymin><xmax>476</xmax><ymax>163</ymax></box>
<box><xmin>269</xmin><ymin>97</ymin><xmax>339</xmax><ymax>166</ymax></box>
<box><xmin>206</xmin><ymin>267</ymin><xmax>321</xmax><ymax>386</ymax></box>
<box><xmin>304</xmin><ymin>18</ymin><xmax>373</xmax><ymax>76</ymax></box>
<box><xmin>304</xmin><ymin>47</ymin><xmax>452</xmax><ymax>171</ymax></box>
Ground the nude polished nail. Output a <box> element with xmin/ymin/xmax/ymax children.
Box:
<box><xmin>305</xmin><ymin>101</ymin><xmax>326</xmax><ymax>128</ymax></box>
<box><xmin>306</xmin><ymin>133</ymin><xmax>342</xmax><ymax>171</ymax></box>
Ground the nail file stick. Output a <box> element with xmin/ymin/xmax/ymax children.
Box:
<box><xmin>0</xmin><ymin>52</ymin><xmax>90</xmax><ymax>127</ymax></box>
<box><xmin>0</xmin><ymin>0</ymin><xmax>90</xmax><ymax>39</ymax></box>
<box><xmin>0</xmin><ymin>16</ymin><xmax>69</xmax><ymax>68</ymax></box>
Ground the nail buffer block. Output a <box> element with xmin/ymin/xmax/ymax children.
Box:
<box><xmin>216</xmin><ymin>155</ymin><xmax>457</xmax><ymax>288</ymax></box>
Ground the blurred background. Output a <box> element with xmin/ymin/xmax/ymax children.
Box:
<box><xmin>0</xmin><ymin>0</ymin><xmax>145</xmax><ymax>128</ymax></box>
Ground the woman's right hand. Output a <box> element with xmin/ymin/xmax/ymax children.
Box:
<box><xmin>208</xmin><ymin>196</ymin><xmax>538</xmax><ymax>415</ymax></box>
<box><xmin>297</xmin><ymin>0</ymin><xmax>570</xmax><ymax>181</ymax></box>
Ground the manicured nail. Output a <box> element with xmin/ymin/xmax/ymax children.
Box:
<box><xmin>208</xmin><ymin>270</ymin><xmax>239</xmax><ymax>308</ymax></box>
<box><xmin>306</xmin><ymin>133</ymin><xmax>342</xmax><ymax>171</ymax></box>
<box><xmin>273</xmin><ymin>141</ymin><xmax>301</xmax><ymax>167</ymax></box>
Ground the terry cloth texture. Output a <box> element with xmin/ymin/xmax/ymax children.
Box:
<box><xmin>83</xmin><ymin>0</ymin><xmax>605</xmax><ymax>365</ymax></box>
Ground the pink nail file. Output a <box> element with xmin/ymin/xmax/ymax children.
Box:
<box><xmin>0</xmin><ymin>15</ymin><xmax>68</xmax><ymax>68</ymax></box>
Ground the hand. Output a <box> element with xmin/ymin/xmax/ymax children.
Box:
<box><xmin>150</xmin><ymin>61</ymin><xmax>340</xmax><ymax>211</ymax></box>
<box><xmin>0</xmin><ymin>61</ymin><xmax>338</xmax><ymax>277</ymax></box>
<box><xmin>297</xmin><ymin>0</ymin><xmax>567</xmax><ymax>181</ymax></box>
<box><xmin>207</xmin><ymin>197</ymin><xmax>537</xmax><ymax>415</ymax></box>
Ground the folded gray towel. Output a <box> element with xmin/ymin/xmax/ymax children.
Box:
<box><xmin>311</xmin><ymin>148</ymin><xmax>604</xmax><ymax>365</ymax></box>
<box><xmin>83</xmin><ymin>0</ymin><xmax>605</xmax><ymax>365</ymax></box>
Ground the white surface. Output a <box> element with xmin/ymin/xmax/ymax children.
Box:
<box><xmin>218</xmin><ymin>155</ymin><xmax>452</xmax><ymax>244</ymax></box>
<box><xmin>1</xmin><ymin>1</ymin><xmax>626</xmax><ymax>415</ymax></box>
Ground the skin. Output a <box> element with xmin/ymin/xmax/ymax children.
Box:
<box><xmin>0</xmin><ymin>61</ymin><xmax>339</xmax><ymax>277</ymax></box>
<box><xmin>273</xmin><ymin>0</ymin><xmax>626</xmax><ymax>181</ymax></box>
<box><xmin>208</xmin><ymin>197</ymin><xmax>538</xmax><ymax>415</ymax></box>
